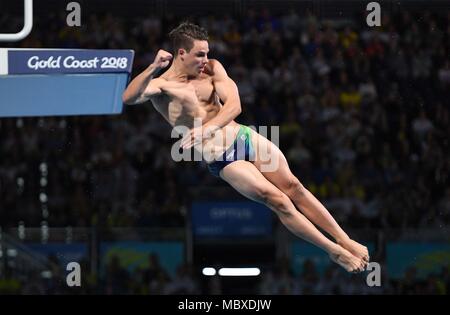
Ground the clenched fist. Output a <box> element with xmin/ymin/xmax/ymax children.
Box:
<box><xmin>152</xmin><ymin>49</ymin><xmax>173</xmax><ymax>70</ymax></box>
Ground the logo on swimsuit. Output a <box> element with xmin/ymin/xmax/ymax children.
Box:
<box><xmin>226</xmin><ymin>150</ymin><xmax>235</xmax><ymax>161</ymax></box>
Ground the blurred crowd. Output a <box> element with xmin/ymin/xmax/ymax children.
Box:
<box><xmin>0</xmin><ymin>5</ymin><xmax>449</xmax><ymax>295</ymax></box>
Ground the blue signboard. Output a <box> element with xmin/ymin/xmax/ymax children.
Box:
<box><xmin>7</xmin><ymin>49</ymin><xmax>134</xmax><ymax>74</ymax></box>
<box><xmin>191</xmin><ymin>202</ymin><xmax>273</xmax><ymax>237</ymax></box>
<box><xmin>0</xmin><ymin>48</ymin><xmax>133</xmax><ymax>117</ymax></box>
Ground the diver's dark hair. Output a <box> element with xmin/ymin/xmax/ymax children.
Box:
<box><xmin>168</xmin><ymin>22</ymin><xmax>208</xmax><ymax>56</ymax></box>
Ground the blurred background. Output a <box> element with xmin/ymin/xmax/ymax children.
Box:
<box><xmin>0</xmin><ymin>0</ymin><xmax>449</xmax><ymax>295</ymax></box>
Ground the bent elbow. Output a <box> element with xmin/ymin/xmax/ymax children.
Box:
<box><xmin>122</xmin><ymin>92</ymin><xmax>134</xmax><ymax>105</ymax></box>
<box><xmin>235</xmin><ymin>103</ymin><xmax>242</xmax><ymax>116</ymax></box>
<box><xmin>122</xmin><ymin>91</ymin><xmax>129</xmax><ymax>104</ymax></box>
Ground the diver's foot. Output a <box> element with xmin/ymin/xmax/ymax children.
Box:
<box><xmin>337</xmin><ymin>237</ymin><xmax>370</xmax><ymax>263</ymax></box>
<box><xmin>329</xmin><ymin>245</ymin><xmax>366</xmax><ymax>273</ymax></box>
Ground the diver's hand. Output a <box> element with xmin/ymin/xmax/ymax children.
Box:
<box><xmin>180</xmin><ymin>125</ymin><xmax>215</xmax><ymax>150</ymax></box>
<box><xmin>151</xmin><ymin>49</ymin><xmax>173</xmax><ymax>70</ymax></box>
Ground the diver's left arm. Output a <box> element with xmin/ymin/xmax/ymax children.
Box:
<box><xmin>180</xmin><ymin>60</ymin><xmax>242</xmax><ymax>149</ymax></box>
<box><xmin>203</xmin><ymin>59</ymin><xmax>242</xmax><ymax>132</ymax></box>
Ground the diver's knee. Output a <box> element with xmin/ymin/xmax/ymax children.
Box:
<box><xmin>264</xmin><ymin>191</ymin><xmax>294</xmax><ymax>217</ymax></box>
<box><xmin>284</xmin><ymin>176</ymin><xmax>305</xmax><ymax>198</ymax></box>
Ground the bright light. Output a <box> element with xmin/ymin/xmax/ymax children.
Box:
<box><xmin>41</xmin><ymin>270</ymin><xmax>52</xmax><ymax>279</ymax></box>
<box><xmin>202</xmin><ymin>267</ymin><xmax>216</xmax><ymax>276</ymax></box>
<box><xmin>7</xmin><ymin>249</ymin><xmax>17</xmax><ymax>257</ymax></box>
<box><xmin>39</xmin><ymin>193</ymin><xmax>48</xmax><ymax>203</ymax></box>
<box><xmin>218</xmin><ymin>268</ymin><xmax>260</xmax><ymax>276</ymax></box>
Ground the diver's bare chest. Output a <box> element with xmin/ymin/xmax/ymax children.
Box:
<box><xmin>151</xmin><ymin>78</ymin><xmax>216</xmax><ymax>114</ymax></box>
<box><xmin>190</xmin><ymin>79</ymin><xmax>215</xmax><ymax>103</ymax></box>
<box><xmin>160</xmin><ymin>74</ymin><xmax>213</xmax><ymax>102</ymax></box>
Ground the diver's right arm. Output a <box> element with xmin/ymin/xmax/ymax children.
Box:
<box><xmin>122</xmin><ymin>49</ymin><xmax>172</xmax><ymax>105</ymax></box>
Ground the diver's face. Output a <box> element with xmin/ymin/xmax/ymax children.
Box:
<box><xmin>179</xmin><ymin>40</ymin><xmax>209</xmax><ymax>76</ymax></box>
